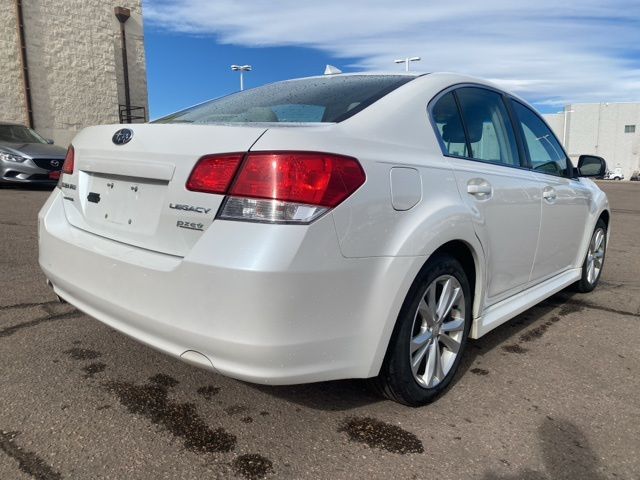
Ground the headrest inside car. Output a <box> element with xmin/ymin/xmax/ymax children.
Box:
<box><xmin>465</xmin><ymin>121</ymin><xmax>483</xmax><ymax>144</ymax></box>
<box><xmin>442</xmin><ymin>123</ymin><xmax>466</xmax><ymax>143</ymax></box>
<box><xmin>442</xmin><ymin>115</ymin><xmax>485</xmax><ymax>144</ymax></box>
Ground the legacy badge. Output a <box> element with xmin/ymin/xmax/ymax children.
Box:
<box><xmin>170</xmin><ymin>203</ymin><xmax>211</xmax><ymax>214</ymax></box>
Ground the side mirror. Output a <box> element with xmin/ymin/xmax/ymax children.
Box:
<box><xmin>577</xmin><ymin>155</ymin><xmax>606</xmax><ymax>178</ymax></box>
<box><xmin>46</xmin><ymin>139</ymin><xmax>55</xmax><ymax>145</ymax></box>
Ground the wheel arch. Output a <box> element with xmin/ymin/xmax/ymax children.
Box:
<box><xmin>429</xmin><ymin>240</ymin><xmax>482</xmax><ymax>318</ymax></box>
<box><xmin>369</xmin><ymin>237</ymin><xmax>485</xmax><ymax>378</ymax></box>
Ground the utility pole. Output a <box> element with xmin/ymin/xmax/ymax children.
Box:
<box><xmin>15</xmin><ymin>0</ymin><xmax>34</xmax><ymax>127</ymax></box>
<box><xmin>115</xmin><ymin>7</ymin><xmax>132</xmax><ymax>123</ymax></box>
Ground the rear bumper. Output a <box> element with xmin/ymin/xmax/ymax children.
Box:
<box><xmin>39</xmin><ymin>189</ymin><xmax>419</xmax><ymax>384</ymax></box>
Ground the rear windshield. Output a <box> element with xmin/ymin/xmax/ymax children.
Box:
<box><xmin>154</xmin><ymin>75</ymin><xmax>415</xmax><ymax>124</ymax></box>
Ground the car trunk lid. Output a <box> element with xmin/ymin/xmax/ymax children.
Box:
<box><xmin>60</xmin><ymin>124</ymin><xmax>267</xmax><ymax>257</ymax></box>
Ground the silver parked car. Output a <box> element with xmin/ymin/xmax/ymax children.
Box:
<box><xmin>0</xmin><ymin>122</ymin><xmax>67</xmax><ymax>185</ymax></box>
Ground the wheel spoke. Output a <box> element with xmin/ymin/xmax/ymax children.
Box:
<box><xmin>595</xmin><ymin>230</ymin><xmax>604</xmax><ymax>251</ymax></box>
<box><xmin>594</xmin><ymin>254</ymin><xmax>603</xmax><ymax>269</ymax></box>
<box><xmin>418</xmin><ymin>298</ymin><xmax>436</xmax><ymax>327</ymax></box>
<box><xmin>437</xmin><ymin>283</ymin><xmax>461</xmax><ymax>322</ymax></box>
<box><xmin>427</xmin><ymin>283</ymin><xmax>437</xmax><ymax>315</ymax></box>
<box><xmin>434</xmin><ymin>341</ymin><xmax>444</xmax><ymax>382</ymax></box>
<box><xmin>412</xmin><ymin>342</ymin><xmax>430</xmax><ymax>376</ymax></box>
<box><xmin>439</xmin><ymin>333</ymin><xmax>460</xmax><ymax>354</ymax></box>
<box><xmin>436</xmin><ymin>279</ymin><xmax>452</xmax><ymax>320</ymax></box>
<box><xmin>410</xmin><ymin>330</ymin><xmax>433</xmax><ymax>354</ymax></box>
<box><xmin>441</xmin><ymin>316</ymin><xmax>464</xmax><ymax>333</ymax></box>
<box><xmin>423</xmin><ymin>340</ymin><xmax>437</xmax><ymax>386</ymax></box>
<box><xmin>592</xmin><ymin>233</ymin><xmax>599</xmax><ymax>251</ymax></box>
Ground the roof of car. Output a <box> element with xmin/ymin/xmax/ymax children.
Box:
<box><xmin>283</xmin><ymin>71</ymin><xmax>520</xmax><ymax>99</ymax></box>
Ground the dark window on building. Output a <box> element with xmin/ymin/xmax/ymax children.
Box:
<box><xmin>625</xmin><ymin>125</ymin><xmax>636</xmax><ymax>133</ymax></box>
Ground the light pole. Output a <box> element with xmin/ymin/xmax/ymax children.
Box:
<box><xmin>557</xmin><ymin>107</ymin><xmax>575</xmax><ymax>148</ymax></box>
<box><xmin>394</xmin><ymin>56</ymin><xmax>421</xmax><ymax>72</ymax></box>
<box><xmin>231</xmin><ymin>64</ymin><xmax>252</xmax><ymax>91</ymax></box>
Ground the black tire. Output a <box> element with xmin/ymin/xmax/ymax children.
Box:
<box><xmin>573</xmin><ymin>219</ymin><xmax>607</xmax><ymax>293</ymax></box>
<box><xmin>371</xmin><ymin>254</ymin><xmax>472</xmax><ymax>406</ymax></box>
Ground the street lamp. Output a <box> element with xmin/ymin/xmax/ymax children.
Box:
<box><xmin>394</xmin><ymin>57</ymin><xmax>421</xmax><ymax>72</ymax></box>
<box><xmin>231</xmin><ymin>64</ymin><xmax>252</xmax><ymax>91</ymax></box>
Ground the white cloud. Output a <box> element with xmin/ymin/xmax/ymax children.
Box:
<box><xmin>144</xmin><ymin>0</ymin><xmax>640</xmax><ymax>106</ymax></box>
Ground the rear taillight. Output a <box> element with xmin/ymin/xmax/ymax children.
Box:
<box><xmin>62</xmin><ymin>146</ymin><xmax>74</xmax><ymax>174</ymax></box>
<box><xmin>186</xmin><ymin>151</ymin><xmax>365</xmax><ymax>224</ymax></box>
<box><xmin>186</xmin><ymin>153</ymin><xmax>244</xmax><ymax>194</ymax></box>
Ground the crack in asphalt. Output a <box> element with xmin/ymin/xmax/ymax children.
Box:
<box><xmin>610</xmin><ymin>208</ymin><xmax>640</xmax><ymax>216</ymax></box>
<box><xmin>552</xmin><ymin>299</ymin><xmax>638</xmax><ymax>318</ymax></box>
<box><xmin>0</xmin><ymin>311</ymin><xmax>83</xmax><ymax>338</ymax></box>
<box><xmin>0</xmin><ymin>221</ymin><xmax>33</xmax><ymax>227</ymax></box>
<box><xmin>0</xmin><ymin>300</ymin><xmax>60</xmax><ymax>312</ymax></box>
<box><xmin>0</xmin><ymin>431</ymin><xmax>62</xmax><ymax>480</ymax></box>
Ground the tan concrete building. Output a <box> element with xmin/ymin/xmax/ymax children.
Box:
<box><xmin>0</xmin><ymin>0</ymin><xmax>148</xmax><ymax>146</ymax></box>
<box><xmin>544</xmin><ymin>103</ymin><xmax>640</xmax><ymax>179</ymax></box>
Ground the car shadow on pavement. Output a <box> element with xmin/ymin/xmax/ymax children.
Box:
<box><xmin>480</xmin><ymin>415</ymin><xmax>606</xmax><ymax>480</ymax></box>
<box><xmin>454</xmin><ymin>289</ymin><xmax>583</xmax><ymax>385</ymax></box>
<box><xmin>245</xmin><ymin>290</ymin><xmax>585</xmax><ymax>411</ymax></box>
<box><xmin>248</xmin><ymin>378</ymin><xmax>383</xmax><ymax>412</ymax></box>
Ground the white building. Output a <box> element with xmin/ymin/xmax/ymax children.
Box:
<box><xmin>544</xmin><ymin>103</ymin><xmax>640</xmax><ymax>179</ymax></box>
<box><xmin>0</xmin><ymin>1</ymin><xmax>148</xmax><ymax>146</ymax></box>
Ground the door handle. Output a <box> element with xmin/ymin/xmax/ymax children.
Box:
<box><xmin>542</xmin><ymin>186</ymin><xmax>557</xmax><ymax>202</ymax></box>
<box><xmin>467</xmin><ymin>179</ymin><xmax>492</xmax><ymax>198</ymax></box>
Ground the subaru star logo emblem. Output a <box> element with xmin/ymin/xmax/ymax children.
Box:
<box><xmin>112</xmin><ymin>128</ymin><xmax>133</xmax><ymax>145</ymax></box>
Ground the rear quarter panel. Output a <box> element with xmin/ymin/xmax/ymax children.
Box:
<box><xmin>250</xmin><ymin>82</ymin><xmax>486</xmax><ymax>319</ymax></box>
<box><xmin>573</xmin><ymin>178</ymin><xmax>611</xmax><ymax>267</ymax></box>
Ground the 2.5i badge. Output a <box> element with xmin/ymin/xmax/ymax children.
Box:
<box><xmin>176</xmin><ymin>220</ymin><xmax>204</xmax><ymax>231</ymax></box>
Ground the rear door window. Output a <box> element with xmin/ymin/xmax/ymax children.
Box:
<box><xmin>455</xmin><ymin>87</ymin><xmax>521</xmax><ymax>167</ymax></box>
<box><xmin>431</xmin><ymin>92</ymin><xmax>469</xmax><ymax>157</ymax></box>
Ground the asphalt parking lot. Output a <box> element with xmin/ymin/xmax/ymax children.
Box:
<box><xmin>1</xmin><ymin>182</ymin><xmax>638</xmax><ymax>480</ymax></box>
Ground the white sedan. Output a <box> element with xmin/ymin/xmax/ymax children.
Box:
<box><xmin>39</xmin><ymin>73</ymin><xmax>609</xmax><ymax>406</ymax></box>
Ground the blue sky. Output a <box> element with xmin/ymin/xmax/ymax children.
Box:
<box><xmin>143</xmin><ymin>0</ymin><xmax>640</xmax><ymax>120</ymax></box>
<box><xmin>145</xmin><ymin>31</ymin><xmax>361</xmax><ymax>119</ymax></box>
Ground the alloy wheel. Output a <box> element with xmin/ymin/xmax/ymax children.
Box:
<box><xmin>586</xmin><ymin>228</ymin><xmax>606</xmax><ymax>284</ymax></box>
<box><xmin>409</xmin><ymin>275</ymin><xmax>466</xmax><ymax>388</ymax></box>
